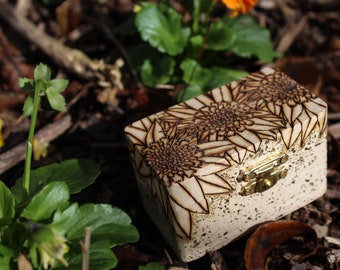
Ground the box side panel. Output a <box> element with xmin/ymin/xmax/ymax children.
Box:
<box><xmin>174</xmin><ymin>132</ymin><xmax>327</xmax><ymax>261</ymax></box>
<box><xmin>124</xmin><ymin>67</ymin><xmax>328</xmax><ymax>262</ymax></box>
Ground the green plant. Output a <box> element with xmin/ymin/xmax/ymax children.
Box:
<box><xmin>0</xmin><ymin>64</ymin><xmax>139</xmax><ymax>269</ymax></box>
<box><xmin>133</xmin><ymin>0</ymin><xmax>277</xmax><ymax>101</ymax></box>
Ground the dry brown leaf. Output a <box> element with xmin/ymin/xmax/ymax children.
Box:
<box><xmin>244</xmin><ymin>220</ymin><xmax>317</xmax><ymax>270</ymax></box>
<box><xmin>17</xmin><ymin>254</ymin><xmax>32</xmax><ymax>270</ymax></box>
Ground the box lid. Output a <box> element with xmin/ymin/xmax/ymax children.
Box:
<box><xmin>124</xmin><ymin>67</ymin><xmax>327</xmax><ymax>238</ymax></box>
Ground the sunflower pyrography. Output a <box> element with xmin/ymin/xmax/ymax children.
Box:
<box><xmin>125</xmin><ymin>68</ymin><xmax>327</xmax><ymax>238</ymax></box>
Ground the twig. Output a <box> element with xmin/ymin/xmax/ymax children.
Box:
<box><xmin>328</xmin><ymin>112</ymin><xmax>340</xmax><ymax>121</ymax></box>
<box><xmin>275</xmin><ymin>16</ymin><xmax>308</xmax><ymax>53</ymax></box>
<box><xmin>0</xmin><ymin>114</ymin><xmax>72</xmax><ymax>174</ymax></box>
<box><xmin>329</xmin><ymin>122</ymin><xmax>340</xmax><ymax>140</ymax></box>
<box><xmin>0</xmin><ymin>1</ymin><xmax>123</xmax><ymax>89</ymax></box>
<box><xmin>209</xmin><ymin>250</ymin><xmax>229</xmax><ymax>270</ymax></box>
<box><xmin>81</xmin><ymin>227</ymin><xmax>92</xmax><ymax>270</ymax></box>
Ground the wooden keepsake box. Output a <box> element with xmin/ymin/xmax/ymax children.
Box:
<box><xmin>124</xmin><ymin>67</ymin><xmax>327</xmax><ymax>262</ymax></box>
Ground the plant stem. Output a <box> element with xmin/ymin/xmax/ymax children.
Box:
<box><xmin>23</xmin><ymin>82</ymin><xmax>41</xmax><ymax>193</ymax></box>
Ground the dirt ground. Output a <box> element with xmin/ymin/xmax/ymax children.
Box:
<box><xmin>0</xmin><ymin>0</ymin><xmax>339</xmax><ymax>269</ymax></box>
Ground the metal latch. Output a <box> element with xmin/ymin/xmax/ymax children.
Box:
<box><xmin>237</xmin><ymin>153</ymin><xmax>288</xmax><ymax>196</ymax></box>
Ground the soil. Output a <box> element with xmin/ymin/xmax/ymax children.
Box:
<box><xmin>0</xmin><ymin>0</ymin><xmax>339</xmax><ymax>269</ymax></box>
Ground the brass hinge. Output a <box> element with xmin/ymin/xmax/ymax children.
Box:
<box><xmin>237</xmin><ymin>152</ymin><xmax>288</xmax><ymax>196</ymax></box>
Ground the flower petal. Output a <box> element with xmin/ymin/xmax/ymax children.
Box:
<box><xmin>304</xmin><ymin>99</ymin><xmax>327</xmax><ymax>134</ymax></box>
<box><xmin>226</xmin><ymin>147</ymin><xmax>247</xmax><ymax>164</ymax></box>
<box><xmin>199</xmin><ymin>140</ymin><xmax>234</xmax><ymax>155</ymax></box>
<box><xmin>197</xmin><ymin>156</ymin><xmax>231</xmax><ymax>175</ymax></box>
<box><xmin>145</xmin><ymin>120</ymin><xmax>163</xmax><ymax>145</ymax></box>
<box><xmin>197</xmin><ymin>174</ymin><xmax>234</xmax><ymax>195</ymax></box>
<box><xmin>168</xmin><ymin>178</ymin><xmax>208</xmax><ymax>213</ymax></box>
<box><xmin>280</xmin><ymin>122</ymin><xmax>302</xmax><ymax>148</ymax></box>
<box><xmin>168</xmin><ymin>198</ymin><xmax>192</xmax><ymax>238</ymax></box>
<box><xmin>250</xmin><ymin>117</ymin><xmax>284</xmax><ymax>130</ymax></box>
<box><xmin>266</xmin><ymin>102</ymin><xmax>282</xmax><ymax>116</ymax></box>
<box><xmin>299</xmin><ymin>109</ymin><xmax>317</xmax><ymax>142</ymax></box>
<box><xmin>211</xmin><ymin>85</ymin><xmax>233</xmax><ymax>103</ymax></box>
<box><xmin>228</xmin><ymin>130</ymin><xmax>260</xmax><ymax>153</ymax></box>
<box><xmin>161</xmin><ymin>107</ymin><xmax>197</xmax><ymax>121</ymax></box>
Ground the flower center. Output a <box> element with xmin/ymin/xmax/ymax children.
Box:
<box><xmin>195</xmin><ymin>101</ymin><xmax>254</xmax><ymax>137</ymax></box>
<box><xmin>260</xmin><ymin>73</ymin><xmax>312</xmax><ymax>104</ymax></box>
<box><xmin>143</xmin><ymin>137</ymin><xmax>202</xmax><ymax>185</ymax></box>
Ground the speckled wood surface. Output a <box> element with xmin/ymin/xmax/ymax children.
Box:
<box><xmin>125</xmin><ymin>67</ymin><xmax>327</xmax><ymax>262</ymax></box>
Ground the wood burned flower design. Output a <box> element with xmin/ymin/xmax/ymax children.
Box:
<box><xmin>160</xmin><ymin>85</ymin><xmax>285</xmax><ymax>163</ymax></box>
<box><xmin>125</xmin><ymin>67</ymin><xmax>327</xmax><ymax>240</ymax></box>
<box><xmin>143</xmin><ymin>136</ymin><xmax>204</xmax><ymax>186</ymax></box>
<box><xmin>125</xmin><ymin>118</ymin><xmax>233</xmax><ymax>238</ymax></box>
<box><xmin>236</xmin><ymin>67</ymin><xmax>327</xmax><ymax>148</ymax></box>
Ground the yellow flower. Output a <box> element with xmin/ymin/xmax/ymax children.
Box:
<box><xmin>0</xmin><ymin>118</ymin><xmax>4</xmax><ymax>148</ymax></box>
<box><xmin>216</xmin><ymin>0</ymin><xmax>258</xmax><ymax>16</ymax></box>
<box><xmin>37</xmin><ymin>236</ymin><xmax>69</xmax><ymax>269</ymax></box>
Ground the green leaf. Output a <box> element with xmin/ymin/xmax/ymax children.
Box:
<box><xmin>49</xmin><ymin>79</ymin><xmax>68</xmax><ymax>92</ymax></box>
<box><xmin>179</xmin><ymin>59</ymin><xmax>248</xmax><ymax>101</ymax></box>
<box><xmin>222</xmin><ymin>15</ymin><xmax>275</xmax><ymax>62</ymax></box>
<box><xmin>66</xmin><ymin>204</ymin><xmax>139</xmax><ymax>246</ymax></box>
<box><xmin>177</xmin><ymin>85</ymin><xmax>203</xmax><ymax>102</ymax></box>
<box><xmin>31</xmin><ymin>225</ymin><xmax>54</xmax><ymax>242</ymax></box>
<box><xmin>140</xmin><ymin>56</ymin><xmax>175</xmax><ymax>87</ymax></box>
<box><xmin>51</xmin><ymin>204</ymin><xmax>80</xmax><ymax>236</ymax></box>
<box><xmin>54</xmin><ymin>240</ymin><xmax>118</xmax><ymax>270</ymax></box>
<box><xmin>12</xmin><ymin>159</ymin><xmax>100</xmax><ymax>205</ymax></box>
<box><xmin>0</xmin><ymin>181</ymin><xmax>15</xmax><ymax>227</ymax></box>
<box><xmin>46</xmin><ymin>88</ymin><xmax>67</xmax><ymax>112</ymax></box>
<box><xmin>0</xmin><ymin>244</ymin><xmax>15</xmax><ymax>257</ymax></box>
<box><xmin>0</xmin><ymin>244</ymin><xmax>14</xmax><ymax>270</ymax></box>
<box><xmin>22</xmin><ymin>94</ymin><xmax>34</xmax><ymax>116</ymax></box>
<box><xmin>205</xmin><ymin>21</ymin><xmax>236</xmax><ymax>50</ymax></box>
<box><xmin>135</xmin><ymin>3</ymin><xmax>190</xmax><ymax>55</ymax></box>
<box><xmin>204</xmin><ymin>67</ymin><xmax>248</xmax><ymax>90</ymax></box>
<box><xmin>0</xmin><ymin>256</ymin><xmax>11</xmax><ymax>270</ymax></box>
<box><xmin>21</xmin><ymin>181</ymin><xmax>69</xmax><ymax>221</ymax></box>
<box><xmin>139</xmin><ymin>262</ymin><xmax>166</xmax><ymax>270</ymax></box>
<box><xmin>18</xmin><ymin>78</ymin><xmax>34</xmax><ymax>91</ymax></box>
<box><xmin>180</xmin><ymin>58</ymin><xmax>210</xmax><ymax>86</ymax></box>
<box><xmin>34</xmin><ymin>63</ymin><xmax>51</xmax><ymax>81</ymax></box>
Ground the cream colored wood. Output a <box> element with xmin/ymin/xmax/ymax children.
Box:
<box><xmin>124</xmin><ymin>67</ymin><xmax>327</xmax><ymax>262</ymax></box>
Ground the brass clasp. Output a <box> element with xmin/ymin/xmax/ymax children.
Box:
<box><xmin>237</xmin><ymin>153</ymin><xmax>288</xmax><ymax>196</ymax></box>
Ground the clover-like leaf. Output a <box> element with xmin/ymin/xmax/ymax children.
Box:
<box><xmin>18</xmin><ymin>77</ymin><xmax>34</xmax><ymax>91</ymax></box>
<box><xmin>34</xmin><ymin>63</ymin><xmax>51</xmax><ymax>81</ymax></box>
<box><xmin>49</xmin><ymin>79</ymin><xmax>69</xmax><ymax>92</ymax></box>
<box><xmin>135</xmin><ymin>3</ymin><xmax>190</xmax><ymax>55</ymax></box>
<box><xmin>46</xmin><ymin>87</ymin><xmax>67</xmax><ymax>112</ymax></box>
<box><xmin>21</xmin><ymin>181</ymin><xmax>70</xmax><ymax>221</ymax></box>
<box><xmin>22</xmin><ymin>94</ymin><xmax>34</xmax><ymax>116</ymax></box>
<box><xmin>0</xmin><ymin>181</ymin><xmax>15</xmax><ymax>227</ymax></box>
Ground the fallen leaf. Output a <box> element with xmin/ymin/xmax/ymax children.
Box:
<box><xmin>244</xmin><ymin>220</ymin><xmax>317</xmax><ymax>270</ymax></box>
<box><xmin>17</xmin><ymin>254</ymin><xmax>32</xmax><ymax>270</ymax></box>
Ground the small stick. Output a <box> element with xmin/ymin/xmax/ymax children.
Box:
<box><xmin>81</xmin><ymin>227</ymin><xmax>92</xmax><ymax>270</ymax></box>
<box><xmin>276</xmin><ymin>16</ymin><xmax>308</xmax><ymax>53</ymax></box>
<box><xmin>209</xmin><ymin>250</ymin><xmax>229</xmax><ymax>270</ymax></box>
<box><xmin>328</xmin><ymin>112</ymin><xmax>340</xmax><ymax>121</ymax></box>
<box><xmin>0</xmin><ymin>1</ymin><xmax>122</xmax><ymax>88</ymax></box>
<box><xmin>0</xmin><ymin>114</ymin><xmax>72</xmax><ymax>174</ymax></box>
